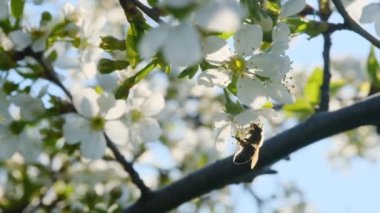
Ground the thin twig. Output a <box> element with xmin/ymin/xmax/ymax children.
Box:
<box><xmin>319</xmin><ymin>32</ymin><xmax>332</xmax><ymax>111</ymax></box>
<box><xmin>105</xmin><ymin>134</ymin><xmax>152</xmax><ymax>197</ymax></box>
<box><xmin>331</xmin><ymin>0</ymin><xmax>380</xmax><ymax>49</ymax></box>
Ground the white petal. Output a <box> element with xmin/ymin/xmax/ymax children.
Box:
<box><xmin>212</xmin><ymin>113</ymin><xmax>230</xmax><ymax>129</ymax></box>
<box><xmin>375</xmin><ymin>18</ymin><xmax>380</xmax><ymax>37</ymax></box>
<box><xmin>141</xmin><ymin>93</ymin><xmax>165</xmax><ymax>116</ymax></box>
<box><xmin>0</xmin><ymin>0</ymin><xmax>9</xmax><ymax>20</ymax></box>
<box><xmin>197</xmin><ymin>68</ymin><xmax>231</xmax><ymax>88</ymax></box>
<box><xmin>234</xmin><ymin>24</ymin><xmax>263</xmax><ymax>57</ymax></box>
<box><xmin>214</xmin><ymin>122</ymin><xmax>231</xmax><ymax>150</ymax></box>
<box><xmin>31</xmin><ymin>37</ymin><xmax>46</xmax><ymax>52</ymax></box>
<box><xmin>8</xmin><ymin>30</ymin><xmax>32</xmax><ymax>50</ymax></box>
<box><xmin>98</xmin><ymin>93</ymin><xmax>125</xmax><ymax>120</ymax></box>
<box><xmin>202</xmin><ymin>36</ymin><xmax>231</xmax><ymax>64</ymax></box>
<box><xmin>162</xmin><ymin>23</ymin><xmax>202</xmax><ymax>67</ymax></box>
<box><xmin>268</xmin><ymin>82</ymin><xmax>294</xmax><ymax>104</ymax></box>
<box><xmin>273</xmin><ymin>23</ymin><xmax>290</xmax><ymax>44</ymax></box>
<box><xmin>194</xmin><ymin>0</ymin><xmax>244</xmax><ymax>32</ymax></box>
<box><xmin>19</xmin><ymin>127</ymin><xmax>41</xmax><ymax>162</ymax></box>
<box><xmin>137</xmin><ymin>118</ymin><xmax>162</xmax><ymax>142</ymax></box>
<box><xmin>72</xmin><ymin>88</ymin><xmax>100</xmax><ymax>118</ymax></box>
<box><xmin>104</xmin><ymin>120</ymin><xmax>129</xmax><ymax>145</ymax></box>
<box><xmin>63</xmin><ymin>114</ymin><xmax>91</xmax><ymax>144</ymax></box>
<box><xmin>10</xmin><ymin>93</ymin><xmax>45</xmax><ymax>121</ymax></box>
<box><xmin>139</xmin><ymin>24</ymin><xmax>169</xmax><ymax>59</ymax></box>
<box><xmin>248</xmin><ymin>54</ymin><xmax>291</xmax><ymax>80</ymax></box>
<box><xmin>80</xmin><ymin>132</ymin><xmax>106</xmax><ymax>159</ymax></box>
<box><xmin>0</xmin><ymin>126</ymin><xmax>17</xmax><ymax>160</ymax></box>
<box><xmin>359</xmin><ymin>3</ymin><xmax>380</xmax><ymax>23</ymax></box>
<box><xmin>234</xmin><ymin>109</ymin><xmax>275</xmax><ymax>125</ymax></box>
<box><xmin>280</xmin><ymin>0</ymin><xmax>306</xmax><ymax>17</ymax></box>
<box><xmin>237</xmin><ymin>77</ymin><xmax>268</xmax><ymax>107</ymax></box>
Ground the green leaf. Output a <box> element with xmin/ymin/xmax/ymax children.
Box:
<box><xmin>10</xmin><ymin>0</ymin><xmax>25</xmax><ymax>20</ymax></box>
<box><xmin>283</xmin><ymin>98</ymin><xmax>314</xmax><ymax>113</ymax></box>
<box><xmin>304</xmin><ymin>67</ymin><xmax>323</xmax><ymax>105</ymax></box>
<box><xmin>3</xmin><ymin>81</ymin><xmax>18</xmax><ymax>95</ymax></box>
<box><xmin>115</xmin><ymin>60</ymin><xmax>157</xmax><ymax>99</ymax></box>
<box><xmin>0</xmin><ymin>51</ymin><xmax>17</xmax><ymax>70</ymax></box>
<box><xmin>178</xmin><ymin>65</ymin><xmax>198</xmax><ymax>79</ymax></box>
<box><xmin>286</xmin><ymin>18</ymin><xmax>327</xmax><ymax>38</ymax></box>
<box><xmin>366</xmin><ymin>46</ymin><xmax>380</xmax><ymax>87</ymax></box>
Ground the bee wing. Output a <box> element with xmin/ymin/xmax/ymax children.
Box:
<box><xmin>250</xmin><ymin>145</ymin><xmax>261</xmax><ymax>169</ymax></box>
<box><xmin>233</xmin><ymin>144</ymin><xmax>255</xmax><ymax>165</ymax></box>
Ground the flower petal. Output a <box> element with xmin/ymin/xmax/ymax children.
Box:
<box><xmin>63</xmin><ymin>114</ymin><xmax>91</xmax><ymax>144</ymax></box>
<box><xmin>98</xmin><ymin>93</ymin><xmax>125</xmax><ymax>120</ymax></box>
<box><xmin>194</xmin><ymin>0</ymin><xmax>244</xmax><ymax>32</ymax></box>
<box><xmin>8</xmin><ymin>30</ymin><xmax>32</xmax><ymax>50</ymax></box>
<box><xmin>234</xmin><ymin>24</ymin><xmax>263</xmax><ymax>57</ymax></box>
<box><xmin>359</xmin><ymin>3</ymin><xmax>380</xmax><ymax>23</ymax></box>
<box><xmin>234</xmin><ymin>108</ymin><xmax>275</xmax><ymax>125</ymax></box>
<box><xmin>141</xmin><ymin>93</ymin><xmax>165</xmax><ymax>117</ymax></box>
<box><xmin>105</xmin><ymin>120</ymin><xmax>129</xmax><ymax>145</ymax></box>
<box><xmin>197</xmin><ymin>68</ymin><xmax>231</xmax><ymax>88</ymax></box>
<box><xmin>10</xmin><ymin>93</ymin><xmax>45</xmax><ymax>121</ymax></box>
<box><xmin>162</xmin><ymin>23</ymin><xmax>202</xmax><ymax>67</ymax></box>
<box><xmin>139</xmin><ymin>24</ymin><xmax>169</xmax><ymax>59</ymax></box>
<box><xmin>375</xmin><ymin>17</ymin><xmax>380</xmax><ymax>37</ymax></box>
<box><xmin>72</xmin><ymin>88</ymin><xmax>100</xmax><ymax>118</ymax></box>
<box><xmin>280</xmin><ymin>0</ymin><xmax>306</xmax><ymax>17</ymax></box>
<box><xmin>237</xmin><ymin>77</ymin><xmax>268</xmax><ymax>107</ymax></box>
<box><xmin>137</xmin><ymin>118</ymin><xmax>162</xmax><ymax>142</ymax></box>
<box><xmin>202</xmin><ymin>36</ymin><xmax>231</xmax><ymax>64</ymax></box>
<box><xmin>268</xmin><ymin>82</ymin><xmax>294</xmax><ymax>104</ymax></box>
<box><xmin>80</xmin><ymin>132</ymin><xmax>106</xmax><ymax>159</ymax></box>
<box><xmin>247</xmin><ymin>54</ymin><xmax>291</xmax><ymax>80</ymax></box>
<box><xmin>0</xmin><ymin>126</ymin><xmax>17</xmax><ymax>160</ymax></box>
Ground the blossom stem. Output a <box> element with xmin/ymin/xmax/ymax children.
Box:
<box><xmin>22</xmin><ymin>49</ymin><xmax>73</xmax><ymax>100</ymax></box>
<box><xmin>104</xmin><ymin>134</ymin><xmax>152</xmax><ymax>197</ymax></box>
<box><xmin>331</xmin><ymin>0</ymin><xmax>380</xmax><ymax>49</ymax></box>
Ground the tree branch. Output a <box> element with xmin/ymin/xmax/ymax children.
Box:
<box><xmin>331</xmin><ymin>0</ymin><xmax>380</xmax><ymax>49</ymax></box>
<box><xmin>119</xmin><ymin>0</ymin><xmax>163</xmax><ymax>23</ymax></box>
<box><xmin>319</xmin><ymin>32</ymin><xmax>332</xmax><ymax>111</ymax></box>
<box><xmin>124</xmin><ymin>94</ymin><xmax>380</xmax><ymax>212</ymax></box>
<box><xmin>105</xmin><ymin>134</ymin><xmax>151</xmax><ymax>197</ymax></box>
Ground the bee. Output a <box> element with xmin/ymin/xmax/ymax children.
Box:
<box><xmin>233</xmin><ymin>122</ymin><xmax>264</xmax><ymax>169</ymax></box>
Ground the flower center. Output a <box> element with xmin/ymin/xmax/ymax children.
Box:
<box><xmin>227</xmin><ymin>56</ymin><xmax>246</xmax><ymax>76</ymax></box>
<box><xmin>90</xmin><ymin>116</ymin><xmax>105</xmax><ymax>131</ymax></box>
<box><xmin>131</xmin><ymin>109</ymin><xmax>142</xmax><ymax>122</ymax></box>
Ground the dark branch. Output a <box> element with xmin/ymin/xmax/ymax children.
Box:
<box><xmin>124</xmin><ymin>94</ymin><xmax>380</xmax><ymax>212</ymax></box>
<box><xmin>319</xmin><ymin>32</ymin><xmax>332</xmax><ymax>111</ymax></box>
<box><xmin>119</xmin><ymin>0</ymin><xmax>163</xmax><ymax>23</ymax></box>
<box><xmin>331</xmin><ymin>0</ymin><xmax>380</xmax><ymax>49</ymax></box>
<box><xmin>105</xmin><ymin>134</ymin><xmax>151</xmax><ymax>197</ymax></box>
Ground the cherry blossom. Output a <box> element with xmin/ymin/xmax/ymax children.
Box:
<box><xmin>63</xmin><ymin>88</ymin><xmax>127</xmax><ymax>159</ymax></box>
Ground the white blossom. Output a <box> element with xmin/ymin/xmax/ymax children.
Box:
<box><xmin>63</xmin><ymin>88</ymin><xmax>127</xmax><ymax>159</ymax></box>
